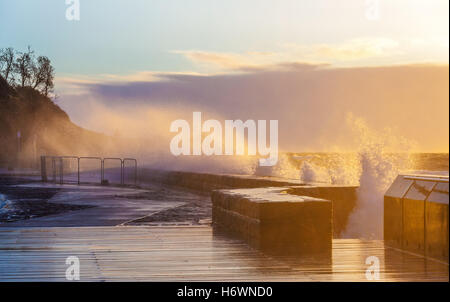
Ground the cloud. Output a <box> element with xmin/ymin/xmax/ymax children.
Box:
<box><xmin>173</xmin><ymin>51</ymin><xmax>254</xmax><ymax>70</ymax></box>
<box><xmin>172</xmin><ymin>50</ymin><xmax>290</xmax><ymax>71</ymax></box>
<box><xmin>173</xmin><ymin>37</ymin><xmax>402</xmax><ymax>72</ymax></box>
<box><xmin>57</xmin><ymin>35</ymin><xmax>446</xmax><ymax>95</ymax></box>
<box><xmin>55</xmin><ymin>71</ymin><xmax>203</xmax><ymax>95</ymax></box>
<box><xmin>299</xmin><ymin>38</ymin><xmax>401</xmax><ymax>61</ymax></box>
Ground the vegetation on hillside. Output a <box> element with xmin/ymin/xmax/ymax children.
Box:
<box><xmin>1</xmin><ymin>47</ymin><xmax>54</xmax><ymax>97</ymax></box>
<box><xmin>0</xmin><ymin>48</ymin><xmax>111</xmax><ymax>169</ymax></box>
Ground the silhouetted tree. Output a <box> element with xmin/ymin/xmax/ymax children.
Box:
<box><xmin>41</xmin><ymin>60</ymin><xmax>55</xmax><ymax>97</ymax></box>
<box><xmin>0</xmin><ymin>47</ymin><xmax>16</xmax><ymax>83</ymax></box>
<box><xmin>32</xmin><ymin>56</ymin><xmax>52</xmax><ymax>90</ymax></box>
<box><xmin>14</xmin><ymin>46</ymin><xmax>34</xmax><ymax>87</ymax></box>
<box><xmin>1</xmin><ymin>46</ymin><xmax>55</xmax><ymax>97</ymax></box>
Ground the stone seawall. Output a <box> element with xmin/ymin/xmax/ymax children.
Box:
<box><xmin>138</xmin><ymin>168</ymin><xmax>302</xmax><ymax>191</ymax></box>
<box><xmin>138</xmin><ymin>168</ymin><xmax>358</xmax><ymax>239</ymax></box>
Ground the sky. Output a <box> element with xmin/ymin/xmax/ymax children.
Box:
<box><xmin>1</xmin><ymin>0</ymin><xmax>449</xmax><ymax>152</ymax></box>
<box><xmin>1</xmin><ymin>0</ymin><xmax>448</xmax><ymax>75</ymax></box>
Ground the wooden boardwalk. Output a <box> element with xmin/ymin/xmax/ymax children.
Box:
<box><xmin>0</xmin><ymin>226</ymin><xmax>448</xmax><ymax>282</ymax></box>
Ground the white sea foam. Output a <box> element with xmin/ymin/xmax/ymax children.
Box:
<box><xmin>0</xmin><ymin>194</ymin><xmax>13</xmax><ymax>214</ymax></box>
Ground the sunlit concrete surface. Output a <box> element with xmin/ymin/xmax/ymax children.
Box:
<box><xmin>0</xmin><ymin>226</ymin><xmax>448</xmax><ymax>282</ymax></box>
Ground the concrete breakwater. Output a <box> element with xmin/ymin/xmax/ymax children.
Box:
<box><xmin>138</xmin><ymin>168</ymin><xmax>358</xmax><ymax>239</ymax></box>
<box><xmin>138</xmin><ymin>168</ymin><xmax>304</xmax><ymax>191</ymax></box>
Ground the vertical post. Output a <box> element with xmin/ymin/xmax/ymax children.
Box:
<box><xmin>40</xmin><ymin>156</ymin><xmax>47</xmax><ymax>182</ymax></box>
<box><xmin>77</xmin><ymin>157</ymin><xmax>80</xmax><ymax>185</ymax></box>
<box><xmin>101</xmin><ymin>159</ymin><xmax>104</xmax><ymax>185</ymax></box>
<box><xmin>32</xmin><ymin>134</ymin><xmax>37</xmax><ymax>169</ymax></box>
<box><xmin>16</xmin><ymin>130</ymin><xmax>21</xmax><ymax>168</ymax></box>
<box><xmin>134</xmin><ymin>160</ymin><xmax>137</xmax><ymax>186</ymax></box>
<box><xmin>52</xmin><ymin>157</ymin><xmax>56</xmax><ymax>183</ymax></box>
<box><xmin>60</xmin><ymin>157</ymin><xmax>63</xmax><ymax>185</ymax></box>
<box><xmin>121</xmin><ymin>160</ymin><xmax>124</xmax><ymax>186</ymax></box>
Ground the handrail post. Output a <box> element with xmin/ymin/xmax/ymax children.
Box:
<box><xmin>77</xmin><ymin>157</ymin><xmax>80</xmax><ymax>185</ymax></box>
<box><xmin>40</xmin><ymin>156</ymin><xmax>47</xmax><ymax>182</ymax></box>
<box><xmin>52</xmin><ymin>157</ymin><xmax>56</xmax><ymax>183</ymax></box>
<box><xmin>134</xmin><ymin>160</ymin><xmax>137</xmax><ymax>186</ymax></box>
<box><xmin>121</xmin><ymin>160</ymin><xmax>124</xmax><ymax>186</ymax></box>
<box><xmin>60</xmin><ymin>157</ymin><xmax>63</xmax><ymax>185</ymax></box>
<box><xmin>101</xmin><ymin>159</ymin><xmax>104</xmax><ymax>184</ymax></box>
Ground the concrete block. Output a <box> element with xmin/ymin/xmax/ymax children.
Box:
<box><xmin>212</xmin><ymin>187</ymin><xmax>332</xmax><ymax>255</ymax></box>
<box><xmin>288</xmin><ymin>185</ymin><xmax>357</xmax><ymax>238</ymax></box>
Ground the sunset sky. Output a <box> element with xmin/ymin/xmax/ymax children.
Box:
<box><xmin>1</xmin><ymin>0</ymin><xmax>449</xmax><ymax>152</ymax></box>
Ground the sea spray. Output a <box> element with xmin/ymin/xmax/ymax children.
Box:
<box><xmin>299</xmin><ymin>161</ymin><xmax>330</xmax><ymax>183</ymax></box>
<box><xmin>342</xmin><ymin>115</ymin><xmax>414</xmax><ymax>239</ymax></box>
<box><xmin>297</xmin><ymin>153</ymin><xmax>360</xmax><ymax>185</ymax></box>
<box><xmin>328</xmin><ymin>153</ymin><xmax>361</xmax><ymax>185</ymax></box>
<box><xmin>284</xmin><ymin>115</ymin><xmax>414</xmax><ymax>239</ymax></box>
<box><xmin>262</xmin><ymin>153</ymin><xmax>299</xmax><ymax>179</ymax></box>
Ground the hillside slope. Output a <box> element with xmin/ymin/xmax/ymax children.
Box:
<box><xmin>0</xmin><ymin>76</ymin><xmax>112</xmax><ymax>168</ymax></box>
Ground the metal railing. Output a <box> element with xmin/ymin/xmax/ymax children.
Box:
<box><xmin>40</xmin><ymin>155</ymin><xmax>138</xmax><ymax>186</ymax></box>
<box><xmin>123</xmin><ymin>158</ymin><xmax>138</xmax><ymax>186</ymax></box>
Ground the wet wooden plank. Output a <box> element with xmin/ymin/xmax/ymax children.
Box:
<box><xmin>0</xmin><ymin>226</ymin><xmax>448</xmax><ymax>282</ymax></box>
